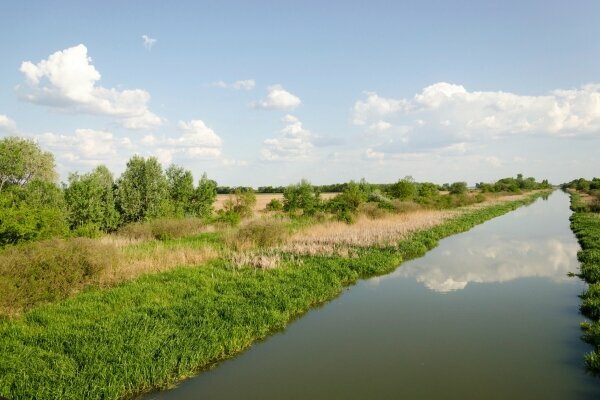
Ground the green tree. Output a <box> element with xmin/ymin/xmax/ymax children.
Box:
<box><xmin>0</xmin><ymin>136</ymin><xmax>56</xmax><ymax>192</ymax></box>
<box><xmin>389</xmin><ymin>176</ymin><xmax>417</xmax><ymax>200</ymax></box>
<box><xmin>166</xmin><ymin>164</ymin><xmax>195</xmax><ymax>217</ymax></box>
<box><xmin>191</xmin><ymin>173</ymin><xmax>217</xmax><ymax>218</ymax></box>
<box><xmin>0</xmin><ymin>180</ymin><xmax>68</xmax><ymax>246</ymax></box>
<box><xmin>449</xmin><ymin>181</ymin><xmax>468</xmax><ymax>195</ymax></box>
<box><xmin>64</xmin><ymin>165</ymin><xmax>119</xmax><ymax>232</ymax></box>
<box><xmin>116</xmin><ymin>156</ymin><xmax>169</xmax><ymax>223</ymax></box>
<box><xmin>283</xmin><ymin>179</ymin><xmax>320</xmax><ymax>215</ymax></box>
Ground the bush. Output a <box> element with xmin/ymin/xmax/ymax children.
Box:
<box><xmin>226</xmin><ymin>218</ymin><xmax>289</xmax><ymax>250</ymax></box>
<box><xmin>222</xmin><ymin>189</ymin><xmax>256</xmax><ymax>218</ymax></box>
<box><xmin>391</xmin><ymin>200</ymin><xmax>421</xmax><ymax>213</ymax></box>
<box><xmin>0</xmin><ymin>238</ymin><xmax>119</xmax><ymax>314</ymax></box>
<box><xmin>358</xmin><ymin>202</ymin><xmax>388</xmax><ymax>219</ymax></box>
<box><xmin>117</xmin><ymin>218</ymin><xmax>205</xmax><ymax>241</ymax></box>
<box><xmin>265</xmin><ymin>198</ymin><xmax>283</xmax><ymax>211</ymax></box>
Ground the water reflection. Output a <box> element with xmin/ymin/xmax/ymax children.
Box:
<box><xmin>395</xmin><ymin>237</ymin><xmax>579</xmax><ymax>292</ymax></box>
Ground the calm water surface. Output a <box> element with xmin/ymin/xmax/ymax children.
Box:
<box><xmin>146</xmin><ymin>191</ymin><xmax>600</xmax><ymax>399</ymax></box>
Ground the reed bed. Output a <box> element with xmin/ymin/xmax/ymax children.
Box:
<box><xmin>282</xmin><ymin>209</ymin><xmax>455</xmax><ymax>255</ymax></box>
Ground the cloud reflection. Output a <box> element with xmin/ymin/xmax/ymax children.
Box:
<box><xmin>374</xmin><ymin>236</ymin><xmax>579</xmax><ymax>293</ymax></box>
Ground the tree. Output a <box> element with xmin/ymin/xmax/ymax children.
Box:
<box><xmin>166</xmin><ymin>164</ymin><xmax>195</xmax><ymax>217</ymax></box>
<box><xmin>0</xmin><ymin>136</ymin><xmax>56</xmax><ymax>192</ymax></box>
<box><xmin>191</xmin><ymin>173</ymin><xmax>217</xmax><ymax>218</ymax></box>
<box><xmin>389</xmin><ymin>176</ymin><xmax>417</xmax><ymax>200</ymax></box>
<box><xmin>116</xmin><ymin>156</ymin><xmax>169</xmax><ymax>223</ymax></box>
<box><xmin>0</xmin><ymin>180</ymin><xmax>68</xmax><ymax>246</ymax></box>
<box><xmin>64</xmin><ymin>165</ymin><xmax>119</xmax><ymax>232</ymax></box>
<box><xmin>449</xmin><ymin>181</ymin><xmax>468</xmax><ymax>195</ymax></box>
<box><xmin>283</xmin><ymin>179</ymin><xmax>320</xmax><ymax>215</ymax></box>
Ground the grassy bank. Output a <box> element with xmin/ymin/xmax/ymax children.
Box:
<box><xmin>569</xmin><ymin>192</ymin><xmax>600</xmax><ymax>373</ymax></box>
<box><xmin>0</xmin><ymin>192</ymin><xmax>545</xmax><ymax>400</ymax></box>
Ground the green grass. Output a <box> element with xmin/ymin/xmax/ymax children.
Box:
<box><xmin>0</xmin><ymin>192</ymin><xmax>545</xmax><ymax>399</ymax></box>
<box><xmin>569</xmin><ymin>192</ymin><xmax>600</xmax><ymax>374</ymax></box>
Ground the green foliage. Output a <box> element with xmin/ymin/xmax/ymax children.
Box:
<box><xmin>0</xmin><ymin>238</ymin><xmax>119</xmax><ymax>314</ymax></box>
<box><xmin>0</xmin><ymin>181</ymin><xmax>68</xmax><ymax>246</ymax></box>
<box><xmin>116</xmin><ymin>156</ymin><xmax>169</xmax><ymax>223</ymax></box>
<box><xmin>191</xmin><ymin>173</ymin><xmax>217</xmax><ymax>218</ymax></box>
<box><xmin>117</xmin><ymin>218</ymin><xmax>205</xmax><ymax>241</ymax></box>
<box><xmin>283</xmin><ymin>179</ymin><xmax>320</xmax><ymax>216</ymax></box>
<box><xmin>568</xmin><ymin>190</ymin><xmax>600</xmax><ymax>374</ymax></box>
<box><xmin>326</xmin><ymin>180</ymin><xmax>369</xmax><ymax>222</ymax></box>
<box><xmin>64</xmin><ymin>165</ymin><xmax>119</xmax><ymax>232</ymax></box>
<box><xmin>165</xmin><ymin>164</ymin><xmax>195</xmax><ymax>217</ymax></box>
<box><xmin>265</xmin><ymin>198</ymin><xmax>283</xmax><ymax>211</ymax></box>
<box><xmin>389</xmin><ymin>176</ymin><xmax>417</xmax><ymax>200</ymax></box>
<box><xmin>449</xmin><ymin>181</ymin><xmax>468</xmax><ymax>195</ymax></box>
<box><xmin>0</xmin><ymin>136</ymin><xmax>56</xmax><ymax>192</ymax></box>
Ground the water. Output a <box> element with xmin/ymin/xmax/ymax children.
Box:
<box><xmin>146</xmin><ymin>192</ymin><xmax>600</xmax><ymax>399</ymax></box>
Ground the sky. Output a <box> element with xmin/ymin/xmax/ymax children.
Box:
<box><xmin>1</xmin><ymin>0</ymin><xmax>599</xmax><ymax>186</ymax></box>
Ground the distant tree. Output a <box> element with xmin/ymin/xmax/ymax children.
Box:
<box><xmin>116</xmin><ymin>156</ymin><xmax>169</xmax><ymax>223</ymax></box>
<box><xmin>283</xmin><ymin>179</ymin><xmax>320</xmax><ymax>215</ymax></box>
<box><xmin>0</xmin><ymin>136</ymin><xmax>56</xmax><ymax>192</ymax></box>
<box><xmin>166</xmin><ymin>164</ymin><xmax>195</xmax><ymax>217</ymax></box>
<box><xmin>449</xmin><ymin>181</ymin><xmax>468</xmax><ymax>195</ymax></box>
<box><xmin>389</xmin><ymin>176</ymin><xmax>417</xmax><ymax>200</ymax></box>
<box><xmin>64</xmin><ymin>165</ymin><xmax>119</xmax><ymax>232</ymax></box>
<box><xmin>222</xmin><ymin>188</ymin><xmax>256</xmax><ymax>218</ymax></box>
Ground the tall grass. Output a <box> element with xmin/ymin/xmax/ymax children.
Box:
<box><xmin>569</xmin><ymin>191</ymin><xmax>600</xmax><ymax>373</ymax></box>
<box><xmin>0</xmin><ymin>238</ymin><xmax>119</xmax><ymax>316</ymax></box>
<box><xmin>0</xmin><ymin>191</ymin><xmax>546</xmax><ymax>400</ymax></box>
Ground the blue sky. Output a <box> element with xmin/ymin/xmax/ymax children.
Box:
<box><xmin>1</xmin><ymin>0</ymin><xmax>599</xmax><ymax>186</ymax></box>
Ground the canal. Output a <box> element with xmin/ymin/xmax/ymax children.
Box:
<box><xmin>145</xmin><ymin>191</ymin><xmax>600</xmax><ymax>399</ymax></box>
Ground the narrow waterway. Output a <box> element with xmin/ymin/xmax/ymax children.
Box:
<box><xmin>145</xmin><ymin>191</ymin><xmax>600</xmax><ymax>399</ymax></box>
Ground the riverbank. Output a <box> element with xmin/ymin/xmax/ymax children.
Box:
<box><xmin>0</xmin><ymin>191</ymin><xmax>547</xmax><ymax>400</ymax></box>
<box><xmin>569</xmin><ymin>192</ymin><xmax>600</xmax><ymax>373</ymax></box>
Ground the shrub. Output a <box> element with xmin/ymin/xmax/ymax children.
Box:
<box><xmin>358</xmin><ymin>202</ymin><xmax>388</xmax><ymax>219</ymax></box>
<box><xmin>222</xmin><ymin>189</ymin><xmax>256</xmax><ymax>218</ymax></box>
<box><xmin>265</xmin><ymin>198</ymin><xmax>283</xmax><ymax>211</ymax></box>
<box><xmin>117</xmin><ymin>218</ymin><xmax>205</xmax><ymax>241</ymax></box>
<box><xmin>0</xmin><ymin>238</ymin><xmax>119</xmax><ymax>314</ymax></box>
<box><xmin>226</xmin><ymin>218</ymin><xmax>289</xmax><ymax>250</ymax></box>
<box><xmin>391</xmin><ymin>200</ymin><xmax>421</xmax><ymax>213</ymax></box>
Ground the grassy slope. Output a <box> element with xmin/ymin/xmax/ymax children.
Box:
<box><xmin>0</xmin><ymin>193</ymin><xmax>544</xmax><ymax>400</ymax></box>
<box><xmin>569</xmin><ymin>192</ymin><xmax>600</xmax><ymax>373</ymax></box>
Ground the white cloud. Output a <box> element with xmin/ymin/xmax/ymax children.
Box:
<box><xmin>261</xmin><ymin>114</ymin><xmax>314</xmax><ymax>161</ymax></box>
<box><xmin>18</xmin><ymin>44</ymin><xmax>162</xmax><ymax>129</ymax></box>
<box><xmin>142</xmin><ymin>35</ymin><xmax>157</xmax><ymax>50</ymax></box>
<box><xmin>141</xmin><ymin>119</ymin><xmax>223</xmax><ymax>160</ymax></box>
<box><xmin>0</xmin><ymin>115</ymin><xmax>17</xmax><ymax>133</ymax></box>
<box><xmin>253</xmin><ymin>84</ymin><xmax>301</xmax><ymax>110</ymax></box>
<box><xmin>221</xmin><ymin>158</ymin><xmax>249</xmax><ymax>167</ymax></box>
<box><xmin>365</xmin><ymin>148</ymin><xmax>385</xmax><ymax>160</ymax></box>
<box><xmin>211</xmin><ymin>79</ymin><xmax>256</xmax><ymax>91</ymax></box>
<box><xmin>367</xmin><ymin>120</ymin><xmax>392</xmax><ymax>133</ymax></box>
<box><xmin>352</xmin><ymin>82</ymin><xmax>600</xmax><ymax>139</ymax></box>
<box><xmin>36</xmin><ymin>128</ymin><xmax>131</xmax><ymax>166</ymax></box>
<box><xmin>352</xmin><ymin>92</ymin><xmax>407</xmax><ymax>125</ymax></box>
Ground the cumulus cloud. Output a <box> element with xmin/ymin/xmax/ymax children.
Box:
<box><xmin>0</xmin><ymin>115</ymin><xmax>17</xmax><ymax>133</ymax></box>
<box><xmin>36</xmin><ymin>128</ymin><xmax>131</xmax><ymax>166</ymax></box>
<box><xmin>352</xmin><ymin>92</ymin><xmax>407</xmax><ymax>125</ymax></box>
<box><xmin>352</xmin><ymin>82</ymin><xmax>600</xmax><ymax>140</ymax></box>
<box><xmin>142</xmin><ymin>35</ymin><xmax>157</xmax><ymax>50</ymax></box>
<box><xmin>211</xmin><ymin>79</ymin><xmax>255</xmax><ymax>91</ymax></box>
<box><xmin>261</xmin><ymin>114</ymin><xmax>314</xmax><ymax>161</ymax></box>
<box><xmin>142</xmin><ymin>119</ymin><xmax>223</xmax><ymax>161</ymax></box>
<box><xmin>253</xmin><ymin>85</ymin><xmax>301</xmax><ymax>110</ymax></box>
<box><xmin>18</xmin><ymin>44</ymin><xmax>162</xmax><ymax>129</ymax></box>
